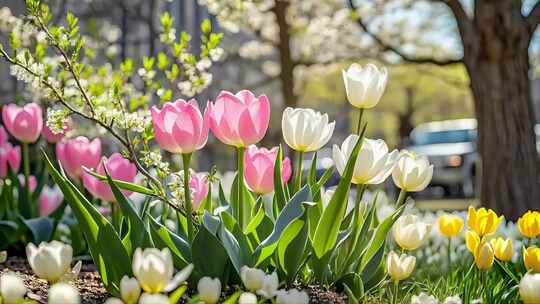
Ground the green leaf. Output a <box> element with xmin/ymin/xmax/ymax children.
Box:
<box><xmin>311</xmin><ymin>130</ymin><xmax>365</xmax><ymax>258</ymax></box>
<box><xmin>148</xmin><ymin>216</ymin><xmax>191</xmax><ymax>268</ymax></box>
<box><xmin>273</xmin><ymin>145</ymin><xmax>287</xmax><ymax>210</ymax></box>
<box><xmin>168</xmin><ymin>285</ymin><xmax>188</xmax><ymax>304</ymax></box>
<box><xmin>85</xmin><ymin>170</ymin><xmax>156</xmax><ymax>196</ymax></box>
<box><xmin>308</xmin><ymin>152</ymin><xmax>318</xmax><ymax>187</ymax></box>
<box><xmin>22</xmin><ymin>217</ymin><xmax>54</xmax><ymax>244</ymax></box>
<box><xmin>43</xmin><ymin>151</ymin><xmax>131</xmax><ymax>295</ymax></box>
<box><xmin>277</xmin><ymin>217</ymin><xmax>309</xmax><ymax>282</ymax></box>
<box><xmin>222</xmin><ymin>291</ymin><xmax>241</xmax><ymax>304</ymax></box>
<box><xmin>192</xmin><ymin>225</ymin><xmax>228</xmax><ymax>278</ymax></box>
<box><xmin>202</xmin><ymin>213</ymin><xmax>245</xmax><ymax>273</ymax></box>
<box><xmin>254</xmin><ymin>186</ymin><xmax>311</xmax><ymax>265</ymax></box>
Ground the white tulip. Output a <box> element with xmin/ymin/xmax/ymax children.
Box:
<box><xmin>411</xmin><ymin>292</ymin><xmax>438</xmax><ymax>304</ymax></box>
<box><xmin>120</xmin><ymin>276</ymin><xmax>140</xmax><ymax>304</ymax></box>
<box><xmin>342</xmin><ymin>63</ymin><xmax>388</xmax><ymax>109</ymax></box>
<box><xmin>240</xmin><ymin>266</ymin><xmax>265</xmax><ymax>292</ymax></box>
<box><xmin>392</xmin><ymin>150</ymin><xmax>433</xmax><ymax>192</ymax></box>
<box><xmin>520</xmin><ymin>273</ymin><xmax>540</xmax><ymax>304</ymax></box>
<box><xmin>275</xmin><ymin>289</ymin><xmax>310</xmax><ymax>304</ymax></box>
<box><xmin>26</xmin><ymin>241</ymin><xmax>73</xmax><ymax>283</ymax></box>
<box><xmin>443</xmin><ymin>295</ymin><xmax>462</xmax><ymax>304</ymax></box>
<box><xmin>392</xmin><ymin>214</ymin><xmax>432</xmax><ymax>251</ymax></box>
<box><xmin>282</xmin><ymin>107</ymin><xmax>335</xmax><ymax>152</ymax></box>
<box><xmin>104</xmin><ymin>298</ymin><xmax>124</xmax><ymax>304</ymax></box>
<box><xmin>0</xmin><ymin>273</ymin><xmax>27</xmax><ymax>304</ymax></box>
<box><xmin>238</xmin><ymin>292</ymin><xmax>258</xmax><ymax>304</ymax></box>
<box><xmin>139</xmin><ymin>293</ymin><xmax>169</xmax><ymax>304</ymax></box>
<box><xmin>256</xmin><ymin>272</ymin><xmax>279</xmax><ymax>299</ymax></box>
<box><xmin>386</xmin><ymin>251</ymin><xmax>416</xmax><ymax>282</ymax></box>
<box><xmin>333</xmin><ymin>135</ymin><xmax>398</xmax><ymax>185</ymax></box>
<box><xmin>197</xmin><ymin>277</ymin><xmax>221</xmax><ymax>304</ymax></box>
<box><xmin>48</xmin><ymin>283</ymin><xmax>80</xmax><ymax>304</ymax></box>
<box><xmin>132</xmin><ymin>248</ymin><xmax>174</xmax><ymax>293</ymax></box>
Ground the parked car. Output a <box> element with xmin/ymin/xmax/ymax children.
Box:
<box><xmin>406</xmin><ymin>119</ymin><xmax>478</xmax><ymax>197</ymax></box>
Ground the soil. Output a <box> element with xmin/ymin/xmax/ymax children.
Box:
<box><xmin>0</xmin><ymin>256</ymin><xmax>348</xmax><ymax>303</ymax></box>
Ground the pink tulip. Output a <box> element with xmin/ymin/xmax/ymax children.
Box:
<box><xmin>0</xmin><ymin>143</ymin><xmax>20</xmax><ymax>178</ymax></box>
<box><xmin>0</xmin><ymin>126</ymin><xmax>9</xmax><ymax>144</ymax></box>
<box><xmin>18</xmin><ymin>174</ymin><xmax>37</xmax><ymax>192</ymax></box>
<box><xmin>151</xmin><ymin>99</ymin><xmax>209</xmax><ymax>154</ymax></box>
<box><xmin>39</xmin><ymin>185</ymin><xmax>64</xmax><ymax>216</ymax></box>
<box><xmin>56</xmin><ymin>136</ymin><xmax>101</xmax><ymax>179</ymax></box>
<box><xmin>190</xmin><ymin>171</ymin><xmax>209</xmax><ymax>208</ymax></box>
<box><xmin>207</xmin><ymin>90</ymin><xmax>270</xmax><ymax>147</ymax></box>
<box><xmin>244</xmin><ymin>145</ymin><xmax>292</xmax><ymax>194</ymax></box>
<box><xmin>82</xmin><ymin>153</ymin><xmax>137</xmax><ymax>202</ymax></box>
<box><xmin>2</xmin><ymin>103</ymin><xmax>43</xmax><ymax>143</ymax></box>
<box><xmin>42</xmin><ymin>119</ymin><xmax>72</xmax><ymax>143</ymax></box>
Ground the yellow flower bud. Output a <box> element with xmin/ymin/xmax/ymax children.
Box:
<box><xmin>467</xmin><ymin>206</ymin><xmax>504</xmax><ymax>237</ymax></box>
<box><xmin>438</xmin><ymin>214</ymin><xmax>464</xmax><ymax>238</ymax></box>
<box><xmin>524</xmin><ymin>247</ymin><xmax>540</xmax><ymax>273</ymax></box>
<box><xmin>490</xmin><ymin>237</ymin><xmax>513</xmax><ymax>262</ymax></box>
<box><xmin>474</xmin><ymin>241</ymin><xmax>494</xmax><ymax>271</ymax></box>
<box><xmin>518</xmin><ymin>211</ymin><xmax>540</xmax><ymax>239</ymax></box>
<box><xmin>465</xmin><ymin>230</ymin><xmax>480</xmax><ymax>253</ymax></box>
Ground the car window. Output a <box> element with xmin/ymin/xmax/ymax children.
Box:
<box><xmin>412</xmin><ymin>129</ymin><xmax>477</xmax><ymax>145</ymax></box>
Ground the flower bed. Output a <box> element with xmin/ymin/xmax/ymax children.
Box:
<box><xmin>0</xmin><ymin>1</ymin><xmax>538</xmax><ymax>304</ymax></box>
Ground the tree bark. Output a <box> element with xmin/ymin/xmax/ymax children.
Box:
<box><xmin>461</xmin><ymin>1</ymin><xmax>539</xmax><ymax>220</ymax></box>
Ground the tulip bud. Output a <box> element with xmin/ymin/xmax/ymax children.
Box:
<box><xmin>524</xmin><ymin>247</ymin><xmax>540</xmax><ymax>273</ymax></box>
<box><xmin>443</xmin><ymin>295</ymin><xmax>462</xmax><ymax>304</ymax></box>
<box><xmin>0</xmin><ymin>273</ymin><xmax>27</xmax><ymax>304</ymax></box>
<box><xmin>39</xmin><ymin>185</ymin><xmax>64</xmax><ymax>217</ymax></box>
<box><xmin>438</xmin><ymin>214</ymin><xmax>464</xmax><ymax>238</ymax></box>
<box><xmin>104</xmin><ymin>298</ymin><xmax>124</xmax><ymax>304</ymax></box>
<box><xmin>411</xmin><ymin>293</ymin><xmax>437</xmax><ymax>304</ymax></box>
<box><xmin>207</xmin><ymin>90</ymin><xmax>270</xmax><ymax>147</ymax></box>
<box><xmin>256</xmin><ymin>272</ymin><xmax>279</xmax><ymax>299</ymax></box>
<box><xmin>342</xmin><ymin>63</ymin><xmax>388</xmax><ymax>109</ymax></box>
<box><xmin>490</xmin><ymin>237</ymin><xmax>513</xmax><ymax>262</ymax></box>
<box><xmin>240</xmin><ymin>266</ymin><xmax>265</xmax><ymax>292</ymax></box>
<box><xmin>392</xmin><ymin>151</ymin><xmax>433</xmax><ymax>192</ymax></box>
<box><xmin>467</xmin><ymin>206</ymin><xmax>504</xmax><ymax>237</ymax></box>
<box><xmin>386</xmin><ymin>251</ymin><xmax>416</xmax><ymax>282</ymax></box>
<box><xmin>518</xmin><ymin>211</ymin><xmax>540</xmax><ymax>239</ymax></box>
<box><xmin>26</xmin><ymin>241</ymin><xmax>73</xmax><ymax>283</ymax></box>
<box><xmin>189</xmin><ymin>171</ymin><xmax>210</xmax><ymax>208</ymax></box>
<box><xmin>2</xmin><ymin>103</ymin><xmax>43</xmax><ymax>143</ymax></box>
<box><xmin>139</xmin><ymin>293</ymin><xmax>169</xmax><ymax>304</ymax></box>
<box><xmin>0</xmin><ymin>142</ymin><xmax>20</xmax><ymax>178</ymax></box>
<box><xmin>520</xmin><ymin>273</ymin><xmax>540</xmax><ymax>304</ymax></box>
<box><xmin>281</xmin><ymin>107</ymin><xmax>335</xmax><ymax>152</ymax></box>
<box><xmin>243</xmin><ymin>146</ymin><xmax>292</xmax><ymax>194</ymax></box>
<box><xmin>120</xmin><ymin>276</ymin><xmax>141</xmax><ymax>304</ymax></box>
<box><xmin>238</xmin><ymin>292</ymin><xmax>258</xmax><ymax>304</ymax></box>
<box><xmin>474</xmin><ymin>242</ymin><xmax>494</xmax><ymax>270</ymax></box>
<box><xmin>333</xmin><ymin>136</ymin><xmax>398</xmax><ymax>185</ymax></box>
<box><xmin>151</xmin><ymin>99</ymin><xmax>209</xmax><ymax>154</ymax></box>
<box><xmin>197</xmin><ymin>277</ymin><xmax>221</xmax><ymax>304</ymax></box>
<box><xmin>275</xmin><ymin>289</ymin><xmax>309</xmax><ymax>304</ymax></box>
<box><xmin>56</xmin><ymin>136</ymin><xmax>102</xmax><ymax>179</ymax></box>
<box><xmin>392</xmin><ymin>214</ymin><xmax>432</xmax><ymax>251</ymax></box>
<box><xmin>132</xmin><ymin>248</ymin><xmax>174</xmax><ymax>293</ymax></box>
<box><xmin>465</xmin><ymin>230</ymin><xmax>480</xmax><ymax>253</ymax></box>
<box><xmin>48</xmin><ymin>283</ymin><xmax>80</xmax><ymax>304</ymax></box>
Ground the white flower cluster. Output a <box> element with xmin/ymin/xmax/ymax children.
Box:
<box><xmin>411</xmin><ymin>293</ymin><xmax>462</xmax><ymax>304</ymax></box>
<box><xmin>46</xmin><ymin>108</ymin><xmax>71</xmax><ymax>134</ymax></box>
<box><xmin>239</xmin><ymin>266</ymin><xmax>309</xmax><ymax>304</ymax></box>
<box><xmin>141</xmin><ymin>150</ymin><xmax>170</xmax><ymax>177</ymax></box>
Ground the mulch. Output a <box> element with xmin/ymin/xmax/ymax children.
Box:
<box><xmin>0</xmin><ymin>256</ymin><xmax>347</xmax><ymax>303</ymax></box>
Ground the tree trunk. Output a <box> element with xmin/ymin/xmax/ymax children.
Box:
<box><xmin>462</xmin><ymin>1</ymin><xmax>539</xmax><ymax>220</ymax></box>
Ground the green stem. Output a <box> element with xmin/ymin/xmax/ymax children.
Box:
<box><xmin>396</xmin><ymin>189</ymin><xmax>407</xmax><ymax>206</ymax></box>
<box><xmin>22</xmin><ymin>143</ymin><xmax>32</xmax><ymax>217</ymax></box>
<box><xmin>447</xmin><ymin>237</ymin><xmax>452</xmax><ymax>274</ymax></box>
<box><xmin>392</xmin><ymin>280</ymin><xmax>399</xmax><ymax>304</ymax></box>
<box><xmin>356</xmin><ymin>108</ymin><xmax>365</xmax><ymax>134</ymax></box>
<box><xmin>294</xmin><ymin>151</ymin><xmax>303</xmax><ymax>192</ymax></box>
<box><xmin>111</xmin><ymin>202</ymin><xmax>121</xmax><ymax>232</ymax></box>
<box><xmin>182</xmin><ymin>153</ymin><xmax>194</xmax><ymax>243</ymax></box>
<box><xmin>237</xmin><ymin>147</ymin><xmax>245</xmax><ymax>229</ymax></box>
<box><xmin>350</xmin><ymin>184</ymin><xmax>367</xmax><ymax>244</ymax></box>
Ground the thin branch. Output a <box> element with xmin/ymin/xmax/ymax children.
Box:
<box><xmin>347</xmin><ymin>0</ymin><xmax>463</xmax><ymax>66</ymax></box>
<box><xmin>527</xmin><ymin>0</ymin><xmax>540</xmax><ymax>34</ymax></box>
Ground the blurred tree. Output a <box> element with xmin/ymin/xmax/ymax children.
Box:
<box><xmin>349</xmin><ymin>0</ymin><xmax>540</xmax><ymax>219</ymax></box>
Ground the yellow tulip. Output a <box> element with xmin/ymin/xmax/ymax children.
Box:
<box><xmin>524</xmin><ymin>247</ymin><xmax>540</xmax><ymax>273</ymax></box>
<box><xmin>386</xmin><ymin>251</ymin><xmax>416</xmax><ymax>282</ymax></box>
<box><xmin>518</xmin><ymin>211</ymin><xmax>540</xmax><ymax>239</ymax></box>
<box><xmin>489</xmin><ymin>237</ymin><xmax>513</xmax><ymax>262</ymax></box>
<box><xmin>465</xmin><ymin>230</ymin><xmax>480</xmax><ymax>253</ymax></box>
<box><xmin>474</xmin><ymin>241</ymin><xmax>494</xmax><ymax>270</ymax></box>
<box><xmin>467</xmin><ymin>206</ymin><xmax>504</xmax><ymax>236</ymax></box>
<box><xmin>438</xmin><ymin>214</ymin><xmax>464</xmax><ymax>238</ymax></box>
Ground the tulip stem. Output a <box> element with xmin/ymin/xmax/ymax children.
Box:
<box><xmin>447</xmin><ymin>238</ymin><xmax>452</xmax><ymax>274</ymax></box>
<box><xmin>396</xmin><ymin>189</ymin><xmax>407</xmax><ymax>206</ymax></box>
<box><xmin>294</xmin><ymin>151</ymin><xmax>303</xmax><ymax>192</ymax></box>
<box><xmin>392</xmin><ymin>280</ymin><xmax>399</xmax><ymax>304</ymax></box>
<box><xmin>22</xmin><ymin>143</ymin><xmax>33</xmax><ymax>217</ymax></box>
<box><xmin>356</xmin><ymin>108</ymin><xmax>364</xmax><ymax>134</ymax></box>
<box><xmin>182</xmin><ymin>153</ymin><xmax>194</xmax><ymax>243</ymax></box>
<box><xmin>237</xmin><ymin>147</ymin><xmax>245</xmax><ymax>229</ymax></box>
